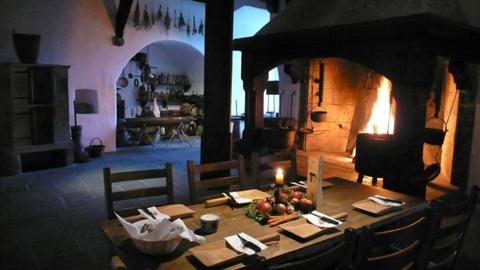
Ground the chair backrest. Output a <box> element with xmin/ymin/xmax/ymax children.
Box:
<box><xmin>103</xmin><ymin>163</ymin><xmax>174</xmax><ymax>219</ymax></box>
<box><xmin>250</xmin><ymin>149</ymin><xmax>297</xmax><ymax>189</ymax></box>
<box><xmin>187</xmin><ymin>155</ymin><xmax>246</xmax><ymax>204</ymax></box>
<box><xmin>424</xmin><ymin>185</ymin><xmax>479</xmax><ymax>270</ymax></box>
<box><xmin>345</xmin><ymin>208</ymin><xmax>432</xmax><ymax>270</ymax></box>
<box><xmin>267</xmin><ymin>241</ymin><xmax>346</xmax><ymax>270</ymax></box>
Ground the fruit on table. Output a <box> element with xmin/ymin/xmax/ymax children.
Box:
<box><xmin>299</xmin><ymin>198</ymin><xmax>313</xmax><ymax>207</ymax></box>
<box><xmin>290</xmin><ymin>198</ymin><xmax>299</xmax><ymax>205</ymax></box>
<box><xmin>257</xmin><ymin>201</ymin><xmax>273</xmax><ymax>214</ymax></box>
<box><xmin>274</xmin><ymin>203</ymin><xmax>287</xmax><ymax>215</ymax></box>
<box><xmin>279</xmin><ymin>193</ymin><xmax>288</xmax><ymax>203</ymax></box>
<box><xmin>286</xmin><ymin>205</ymin><xmax>295</xmax><ymax>214</ymax></box>
<box><xmin>289</xmin><ymin>191</ymin><xmax>303</xmax><ymax>200</ymax></box>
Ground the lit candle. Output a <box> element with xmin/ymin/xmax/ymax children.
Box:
<box><xmin>275</xmin><ymin>168</ymin><xmax>284</xmax><ymax>186</ymax></box>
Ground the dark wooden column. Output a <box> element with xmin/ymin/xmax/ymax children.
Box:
<box><xmin>201</xmin><ymin>0</ymin><xmax>234</xmax><ymax>164</ymax></box>
<box><xmin>386</xmin><ymin>83</ymin><xmax>429</xmax><ymax>197</ymax></box>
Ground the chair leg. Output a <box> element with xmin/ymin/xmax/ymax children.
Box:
<box><xmin>166</xmin><ymin>131</ymin><xmax>177</xmax><ymax>148</ymax></box>
<box><xmin>180</xmin><ymin>130</ymin><xmax>193</xmax><ymax>148</ymax></box>
<box><xmin>357</xmin><ymin>174</ymin><xmax>364</xmax><ymax>184</ymax></box>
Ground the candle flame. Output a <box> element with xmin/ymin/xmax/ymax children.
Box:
<box><xmin>276</xmin><ymin>168</ymin><xmax>283</xmax><ymax>175</ymax></box>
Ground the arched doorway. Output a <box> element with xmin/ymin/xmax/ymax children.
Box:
<box><xmin>114</xmin><ymin>40</ymin><xmax>204</xmax><ymax>149</ymax></box>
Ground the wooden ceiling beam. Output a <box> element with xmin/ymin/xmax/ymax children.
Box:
<box><xmin>112</xmin><ymin>0</ymin><xmax>133</xmax><ymax>46</ymax></box>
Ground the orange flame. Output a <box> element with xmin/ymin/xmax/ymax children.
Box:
<box><xmin>363</xmin><ymin>77</ymin><xmax>395</xmax><ymax>134</ymax></box>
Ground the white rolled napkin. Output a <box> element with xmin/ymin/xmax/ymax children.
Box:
<box><xmin>115</xmin><ymin>207</ymin><xmax>206</xmax><ymax>244</ymax></box>
<box><xmin>225</xmin><ymin>232</ymin><xmax>267</xmax><ymax>255</ymax></box>
<box><xmin>228</xmin><ymin>192</ymin><xmax>253</xmax><ymax>204</ymax></box>
<box><xmin>368</xmin><ymin>195</ymin><xmax>405</xmax><ymax>207</ymax></box>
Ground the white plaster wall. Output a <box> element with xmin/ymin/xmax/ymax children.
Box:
<box><xmin>0</xmin><ymin>0</ymin><xmax>205</xmax><ymax>151</ymax></box>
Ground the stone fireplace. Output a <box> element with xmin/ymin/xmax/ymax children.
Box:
<box><xmin>233</xmin><ymin>0</ymin><xmax>480</xmax><ymax>197</ymax></box>
<box><xmin>301</xmin><ymin>58</ymin><xmax>460</xmax><ymax>190</ymax></box>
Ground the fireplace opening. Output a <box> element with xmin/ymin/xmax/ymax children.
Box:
<box><xmin>298</xmin><ymin>58</ymin><xmax>459</xmax><ymax>191</ymax></box>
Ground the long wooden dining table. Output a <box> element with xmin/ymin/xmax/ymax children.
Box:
<box><xmin>100</xmin><ymin>177</ymin><xmax>428</xmax><ymax>269</ymax></box>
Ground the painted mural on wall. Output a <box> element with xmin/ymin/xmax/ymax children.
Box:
<box><xmin>130</xmin><ymin>0</ymin><xmax>204</xmax><ymax>37</ymax></box>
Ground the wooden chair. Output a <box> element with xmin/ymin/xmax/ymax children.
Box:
<box><xmin>103</xmin><ymin>163</ymin><xmax>174</xmax><ymax>219</ymax></box>
<box><xmin>250</xmin><ymin>149</ymin><xmax>297</xmax><ymax>189</ymax></box>
<box><xmin>187</xmin><ymin>155</ymin><xmax>247</xmax><ymax>204</ymax></box>
<box><xmin>345</xmin><ymin>208</ymin><xmax>432</xmax><ymax>270</ymax></box>
<box><xmin>422</xmin><ymin>185</ymin><xmax>479</xmax><ymax>270</ymax></box>
<box><xmin>268</xmin><ymin>241</ymin><xmax>348</xmax><ymax>270</ymax></box>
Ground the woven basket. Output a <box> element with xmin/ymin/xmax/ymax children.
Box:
<box><xmin>131</xmin><ymin>236</ymin><xmax>182</xmax><ymax>255</ymax></box>
<box><xmin>85</xmin><ymin>137</ymin><xmax>105</xmax><ymax>158</ymax></box>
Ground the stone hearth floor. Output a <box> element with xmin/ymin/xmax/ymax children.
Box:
<box><xmin>1</xmin><ymin>139</ymin><xmax>479</xmax><ymax>269</ymax></box>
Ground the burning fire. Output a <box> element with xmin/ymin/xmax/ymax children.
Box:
<box><xmin>363</xmin><ymin>77</ymin><xmax>395</xmax><ymax>134</ymax></box>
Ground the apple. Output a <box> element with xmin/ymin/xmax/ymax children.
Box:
<box><xmin>289</xmin><ymin>191</ymin><xmax>303</xmax><ymax>201</ymax></box>
<box><xmin>299</xmin><ymin>198</ymin><xmax>313</xmax><ymax>208</ymax></box>
<box><xmin>256</xmin><ymin>198</ymin><xmax>267</xmax><ymax>208</ymax></box>
<box><xmin>257</xmin><ymin>201</ymin><xmax>273</xmax><ymax>214</ymax></box>
<box><xmin>290</xmin><ymin>198</ymin><xmax>299</xmax><ymax>205</ymax></box>
<box><xmin>286</xmin><ymin>205</ymin><xmax>295</xmax><ymax>214</ymax></box>
<box><xmin>279</xmin><ymin>193</ymin><xmax>288</xmax><ymax>203</ymax></box>
<box><xmin>275</xmin><ymin>203</ymin><xmax>287</xmax><ymax>215</ymax></box>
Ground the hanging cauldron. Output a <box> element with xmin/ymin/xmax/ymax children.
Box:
<box><xmin>424</xmin><ymin>117</ymin><xmax>447</xmax><ymax>146</ymax></box>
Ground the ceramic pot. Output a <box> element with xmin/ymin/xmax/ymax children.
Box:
<box><xmin>12</xmin><ymin>31</ymin><xmax>41</xmax><ymax>63</ymax></box>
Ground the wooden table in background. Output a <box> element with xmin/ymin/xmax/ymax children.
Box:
<box><xmin>100</xmin><ymin>177</ymin><xmax>428</xmax><ymax>270</ymax></box>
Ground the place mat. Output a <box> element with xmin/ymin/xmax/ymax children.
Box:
<box><xmin>237</xmin><ymin>189</ymin><xmax>271</xmax><ymax>200</ymax></box>
<box><xmin>189</xmin><ymin>239</ymin><xmax>243</xmax><ymax>267</ymax></box>
<box><xmin>279</xmin><ymin>221</ymin><xmax>324</xmax><ymax>239</ymax></box>
<box><xmin>290</xmin><ymin>180</ymin><xmax>333</xmax><ymax>190</ymax></box>
<box><xmin>189</xmin><ymin>232</ymin><xmax>279</xmax><ymax>267</ymax></box>
<box><xmin>204</xmin><ymin>189</ymin><xmax>270</xmax><ymax>207</ymax></box>
<box><xmin>157</xmin><ymin>204</ymin><xmax>195</xmax><ymax>219</ymax></box>
<box><xmin>352</xmin><ymin>199</ymin><xmax>400</xmax><ymax>216</ymax></box>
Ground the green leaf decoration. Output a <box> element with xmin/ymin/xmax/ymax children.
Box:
<box><xmin>192</xmin><ymin>16</ymin><xmax>197</xmax><ymax>35</ymax></box>
<box><xmin>156</xmin><ymin>5</ymin><xmax>163</xmax><ymax>21</ymax></box>
<box><xmin>178</xmin><ymin>12</ymin><xmax>186</xmax><ymax>29</ymax></box>
<box><xmin>132</xmin><ymin>1</ymin><xmax>140</xmax><ymax>29</ymax></box>
<box><xmin>142</xmin><ymin>4</ymin><xmax>151</xmax><ymax>30</ymax></box>
<box><xmin>164</xmin><ymin>7</ymin><xmax>171</xmax><ymax>33</ymax></box>
<box><xmin>198</xmin><ymin>19</ymin><xmax>204</xmax><ymax>35</ymax></box>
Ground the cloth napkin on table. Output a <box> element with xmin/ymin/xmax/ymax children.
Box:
<box><xmin>225</xmin><ymin>233</ymin><xmax>267</xmax><ymax>255</ymax></box>
<box><xmin>368</xmin><ymin>195</ymin><xmax>405</xmax><ymax>207</ymax></box>
<box><xmin>303</xmin><ymin>211</ymin><xmax>343</xmax><ymax>228</ymax></box>
<box><xmin>115</xmin><ymin>207</ymin><xmax>206</xmax><ymax>243</ymax></box>
<box><xmin>228</xmin><ymin>192</ymin><xmax>253</xmax><ymax>204</ymax></box>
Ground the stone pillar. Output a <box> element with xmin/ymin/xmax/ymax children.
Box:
<box><xmin>201</xmin><ymin>0</ymin><xmax>234</xmax><ymax>164</ymax></box>
<box><xmin>450</xmin><ymin>61</ymin><xmax>478</xmax><ymax>188</ymax></box>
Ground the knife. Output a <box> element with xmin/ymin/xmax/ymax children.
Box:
<box><xmin>237</xmin><ymin>234</ymin><xmax>262</xmax><ymax>253</ymax></box>
<box><xmin>373</xmin><ymin>195</ymin><xmax>403</xmax><ymax>204</ymax></box>
<box><xmin>223</xmin><ymin>192</ymin><xmax>237</xmax><ymax>204</ymax></box>
<box><xmin>143</xmin><ymin>208</ymin><xmax>156</xmax><ymax>219</ymax></box>
<box><xmin>311</xmin><ymin>212</ymin><xmax>340</xmax><ymax>225</ymax></box>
